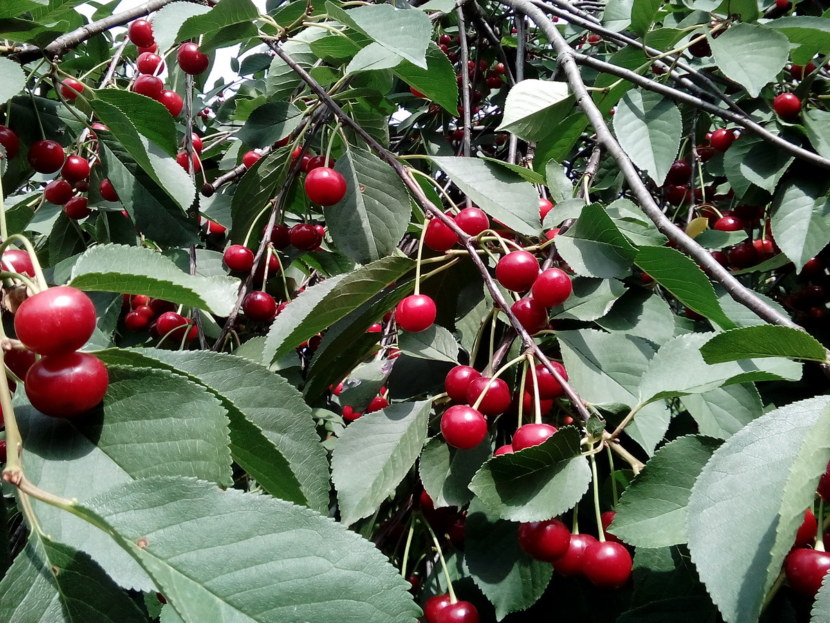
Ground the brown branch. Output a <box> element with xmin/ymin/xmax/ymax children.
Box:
<box><xmin>456</xmin><ymin>6</ymin><xmax>473</xmax><ymax>161</ymax></box>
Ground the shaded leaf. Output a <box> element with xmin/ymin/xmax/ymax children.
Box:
<box><xmin>394</xmin><ymin>42</ymin><xmax>458</xmax><ymax>114</ymax></box>
<box><xmin>771</xmin><ymin>176</ymin><xmax>830</xmax><ymax>272</ymax></box>
<box><xmin>709</xmin><ymin>24</ymin><xmax>789</xmax><ymax>97</ymax></box>
<box><xmin>237</xmin><ymin>102</ymin><xmax>302</xmax><ymax>148</ymax></box>
<box><xmin>229</xmin><ymin>147</ymin><xmax>289</xmax><ymax>245</ymax></box>
<box><xmin>681</xmin><ymin>383</ymin><xmax>763</xmax><ymax>440</ymax></box>
<box><xmin>596</xmin><ymin>289</ymin><xmax>677</xmax><ymax>346</ymax></box>
<box><xmin>399</xmin><ymin>324</ymin><xmax>459</xmax><ymax>363</ymax></box>
<box><xmin>700</xmin><ymin>326</ymin><xmax>826</xmax><ymax>364</ymax></box>
<box><xmin>555</xmin><ymin>203</ymin><xmax>637</xmax><ymax>279</ymax></box>
<box><xmin>92</xmin><ymin>89</ymin><xmax>176</xmax><ymax>155</ymax></box>
<box><xmin>419</xmin><ymin>437</ymin><xmax>491</xmax><ymax>508</ymax></box>
<box><xmin>497</xmin><ymin>80</ymin><xmax>570</xmax><ymax>141</ymax></box>
<box><xmin>723</xmin><ymin>132</ymin><xmax>793</xmax><ymax>197</ymax></box>
<box><xmin>552</xmin><ymin>277</ymin><xmax>626</xmax><ymax>321</ymax></box>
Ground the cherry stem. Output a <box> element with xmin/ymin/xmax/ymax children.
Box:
<box><xmin>471</xmin><ymin>353</ymin><xmax>524</xmax><ymax>412</ymax></box>
<box><xmin>606</xmin><ymin>444</ymin><xmax>619</xmax><ymax>506</ymax></box>
<box><xmin>0</xmin><ymin>170</ymin><xmax>7</xmax><ymax>240</ymax></box>
<box><xmin>589</xmin><ymin>450</ymin><xmax>606</xmax><ymax>542</ymax></box>
<box><xmin>526</xmin><ymin>354</ymin><xmax>542</xmax><ymax>425</ymax></box>
<box><xmin>421</xmin><ymin>514</ymin><xmax>457</xmax><ymax>603</ymax></box>
<box><xmin>603</xmin><ymin>433</ymin><xmax>645</xmax><ymax>475</ymax></box>
<box><xmin>400</xmin><ymin>516</ymin><xmax>415</xmax><ymax>578</ymax></box>
<box><xmin>516</xmin><ymin>359</ymin><xmax>528</xmax><ymax>429</ymax></box>
<box><xmin>0</xmin><ymin>234</ymin><xmax>48</xmax><ymax>292</ymax></box>
<box><xmin>413</xmin><ymin>214</ymin><xmax>429</xmax><ymax>297</ymax></box>
<box><xmin>817</xmin><ymin>498</ymin><xmax>826</xmax><ymax>552</ymax></box>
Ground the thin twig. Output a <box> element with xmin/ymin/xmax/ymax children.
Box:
<box><xmin>456</xmin><ymin>6</ymin><xmax>473</xmax><ymax>162</ymax></box>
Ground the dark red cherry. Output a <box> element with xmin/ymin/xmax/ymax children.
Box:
<box><xmin>242</xmin><ymin>291</ymin><xmax>277</xmax><ymax>322</ymax></box>
<box><xmin>223</xmin><ymin>245</ymin><xmax>255</xmax><ymax>272</ymax></box>
<box><xmin>440</xmin><ymin>405</ymin><xmax>487</xmax><ymax>449</ymax></box>
<box><xmin>395</xmin><ymin>294</ymin><xmax>437</xmax><ymax>332</ymax></box>
<box><xmin>0</xmin><ymin>125</ymin><xmax>20</xmax><ymax>159</ymax></box>
<box><xmin>784</xmin><ymin>548</ymin><xmax>830</xmax><ymax>597</ymax></box>
<box><xmin>496</xmin><ymin>251</ymin><xmax>539</xmax><ymax>292</ymax></box>
<box><xmin>28</xmin><ymin>140</ymin><xmax>65</xmax><ymax>173</ymax></box>
<box><xmin>242</xmin><ymin>150</ymin><xmax>262</xmax><ymax>168</ymax></box>
<box><xmin>666</xmin><ymin>160</ymin><xmax>691</xmax><ymax>185</ymax></box>
<box><xmin>713</xmin><ymin>215</ymin><xmax>744</xmax><ymax>231</ymax></box>
<box><xmin>512</xmin><ymin>423</ymin><xmax>557</xmax><ymax>451</ymax></box>
<box><xmin>773</xmin><ymin>93</ymin><xmax>802</xmax><ymax>120</ymax></box>
<box><xmin>582</xmin><ymin>541</ymin><xmax>633</xmax><ymax>588</ymax></box>
<box><xmin>99</xmin><ymin>179</ymin><xmax>119</xmax><ymax>202</ymax></box>
<box><xmin>1</xmin><ymin>249</ymin><xmax>34</xmax><ymax>277</ymax></box>
<box><xmin>424</xmin><ymin>217</ymin><xmax>458</xmax><ymax>252</ymax></box>
<box><xmin>455</xmin><ymin>207</ymin><xmax>489</xmax><ymax>236</ymax></box>
<box><xmin>158</xmin><ymin>90</ymin><xmax>183</xmax><ymax>117</ymax></box>
<box><xmin>177</xmin><ymin>42</ymin><xmax>209</xmax><ymax>75</ymax></box>
<box><xmin>64</xmin><ymin>196</ymin><xmax>91</xmax><ymax>220</ymax></box>
<box><xmin>445</xmin><ymin>365</ymin><xmax>481</xmax><ymax>402</ymax></box>
<box><xmin>304</xmin><ymin>167</ymin><xmax>347</xmax><ymax>205</ymax></box>
<box><xmin>25</xmin><ymin>352</ymin><xmax>108</xmax><ymax>417</ymax></box>
<box><xmin>132</xmin><ymin>75</ymin><xmax>163</xmax><ymax>99</ymax></box>
<box><xmin>531</xmin><ymin>268</ymin><xmax>572</xmax><ymax>308</ymax></box>
<box><xmin>511</xmin><ymin>297</ymin><xmax>548</xmax><ymax>333</ymax></box>
<box><xmin>553</xmin><ymin>533</ymin><xmax>597</xmax><ymax>576</ymax></box>
<box><xmin>518</xmin><ymin>518</ymin><xmax>571</xmax><ymax>561</ymax></box>
<box><xmin>466</xmin><ymin>377</ymin><xmax>511</xmax><ymax>416</ymax></box>
<box><xmin>44</xmin><ymin>179</ymin><xmax>74</xmax><ymax>205</ymax></box>
<box><xmin>794</xmin><ymin>509</ymin><xmax>817</xmax><ymax>547</ymax></box>
<box><xmin>289</xmin><ymin>223</ymin><xmax>323</xmax><ymax>251</ymax></box>
<box><xmin>709</xmin><ymin>128</ymin><xmax>735</xmax><ymax>152</ymax></box>
<box><xmin>14</xmin><ymin>286</ymin><xmax>97</xmax><ymax>355</ymax></box>
<box><xmin>128</xmin><ymin>19</ymin><xmax>155</xmax><ymax>48</ymax></box>
<box><xmin>432</xmin><ymin>600</ymin><xmax>479</xmax><ymax>623</ymax></box>
<box><xmin>137</xmin><ymin>52</ymin><xmax>164</xmax><ymax>75</ymax></box>
<box><xmin>61</xmin><ymin>155</ymin><xmax>90</xmax><ymax>183</ymax></box>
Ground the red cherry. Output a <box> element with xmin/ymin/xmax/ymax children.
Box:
<box><xmin>177</xmin><ymin>43</ymin><xmax>209</xmax><ymax>75</ymax></box>
<box><xmin>304</xmin><ymin>155</ymin><xmax>334</xmax><ymax>171</ymax></box>
<box><xmin>601</xmin><ymin>511</ymin><xmax>622</xmax><ymax>544</ymax></box>
<box><xmin>176</xmin><ymin>152</ymin><xmax>201</xmax><ymax>173</ymax></box>
<box><xmin>242</xmin><ymin>150</ymin><xmax>262</xmax><ymax>168</ymax></box>
<box><xmin>64</xmin><ymin>196</ymin><xmax>91</xmax><ymax>220</ymax></box>
<box><xmin>342</xmin><ymin>405</ymin><xmax>362</xmax><ymax>421</ymax></box>
<box><xmin>128</xmin><ymin>19</ymin><xmax>155</xmax><ymax>48</ymax></box>
<box><xmin>466</xmin><ymin>377</ymin><xmax>511</xmax><ymax>416</ymax></box>
<box><xmin>124</xmin><ymin>310</ymin><xmax>151</xmax><ymax>331</ymax></box>
<box><xmin>60</xmin><ymin>78</ymin><xmax>85</xmax><ymax>100</ymax></box>
<box><xmin>666</xmin><ymin>160</ymin><xmax>691</xmax><ymax>185</ymax></box>
<box><xmin>5</xmin><ymin>349</ymin><xmax>36</xmax><ymax>382</ymax></box>
<box><xmin>28</xmin><ymin>140</ymin><xmax>65</xmax><ymax>173</ymax></box>
<box><xmin>395</xmin><ymin>294</ymin><xmax>437</xmax><ymax>332</ymax></box>
<box><xmin>511</xmin><ymin>297</ymin><xmax>548</xmax><ymax>333</ymax></box>
<box><xmin>713</xmin><ymin>215</ymin><xmax>744</xmax><ymax>231</ymax></box>
<box><xmin>531</xmin><ymin>268</ymin><xmax>572</xmax><ymax>308</ymax></box>
<box><xmin>242</xmin><ymin>291</ymin><xmax>277</xmax><ymax>322</ymax></box>
<box><xmin>727</xmin><ymin>242</ymin><xmax>758</xmax><ymax>268</ymax></box>
<box><xmin>494</xmin><ymin>444</ymin><xmax>514</xmax><ymax>456</ymax></box>
<box><xmin>790</xmin><ymin>62</ymin><xmax>816</xmax><ymax>80</ymax></box>
<box><xmin>304</xmin><ymin>167</ymin><xmax>347</xmax><ymax>206</ymax></box>
<box><xmin>539</xmin><ymin>197</ymin><xmax>554</xmax><ymax>221</ymax></box>
<box><xmin>186</xmin><ymin>133</ymin><xmax>203</xmax><ymax>154</ymax></box>
<box><xmin>518</xmin><ymin>518</ymin><xmax>571</xmax><ymax>561</ymax></box>
<box><xmin>455</xmin><ymin>207</ymin><xmax>489</xmax><ymax>236</ymax></box>
<box><xmin>794</xmin><ymin>509</ymin><xmax>818</xmax><ymax>547</ymax></box>
<box><xmin>785</xmin><ymin>548</ymin><xmax>830</xmax><ymax>597</ymax></box>
<box><xmin>445</xmin><ymin>365</ymin><xmax>481</xmax><ymax>402</ymax></box>
<box><xmin>137</xmin><ymin>52</ymin><xmax>164</xmax><ymax>75</ymax></box>
<box><xmin>773</xmin><ymin>93</ymin><xmax>802</xmax><ymax>120</ymax></box>
<box><xmin>817</xmin><ymin>461</ymin><xmax>830</xmax><ymax>500</ymax></box>
<box><xmin>367</xmin><ymin>323</ymin><xmax>383</xmax><ymax>333</ymax></box>
<box><xmin>665</xmin><ymin>184</ymin><xmax>689</xmax><ymax>206</ymax></box>
<box><xmin>688</xmin><ymin>37</ymin><xmax>711</xmax><ymax>58</ymax></box>
<box><xmin>25</xmin><ymin>352</ymin><xmax>108</xmax><ymax>417</ymax></box>
<box><xmin>553</xmin><ymin>533</ymin><xmax>597</xmax><ymax>576</ymax></box>
<box><xmin>156</xmin><ymin>311</ymin><xmax>196</xmax><ymax>342</ymax></box>
<box><xmin>709</xmin><ymin>128</ymin><xmax>734</xmax><ymax>152</ymax></box>
<box><xmin>1</xmin><ymin>249</ymin><xmax>34</xmax><ymax>277</ymax></box>
<box><xmin>299</xmin><ymin>153</ymin><xmax>315</xmax><ymax>172</ymax></box>
<box><xmin>158</xmin><ymin>90</ymin><xmax>183</xmax><ymax>117</ymax></box>
<box><xmin>137</xmin><ymin>44</ymin><xmax>158</xmax><ymax>55</ymax></box>
<box><xmin>424</xmin><ymin>217</ymin><xmax>458</xmax><ymax>252</ymax></box>
<box><xmin>0</xmin><ymin>125</ymin><xmax>20</xmax><ymax>159</ymax></box>
<box><xmin>440</xmin><ymin>405</ymin><xmax>488</xmax><ymax>449</ymax></box>
<box><xmin>496</xmin><ymin>251</ymin><xmax>540</xmax><ymax>292</ymax></box>
<box><xmin>424</xmin><ymin>594</ymin><xmax>452</xmax><ymax>621</ymax></box>
<box><xmin>44</xmin><ymin>179</ymin><xmax>74</xmax><ymax>204</ymax></box>
<box><xmin>432</xmin><ymin>600</ymin><xmax>479</xmax><ymax>623</ymax></box>
<box><xmin>206</xmin><ymin>220</ymin><xmax>226</xmax><ymax>235</ymax></box>
<box><xmin>223</xmin><ymin>245</ymin><xmax>255</xmax><ymax>272</ymax></box>
<box><xmin>289</xmin><ymin>223</ymin><xmax>323</xmax><ymax>251</ymax></box>
<box><xmin>512</xmin><ymin>423</ymin><xmax>558</xmax><ymax>451</ymax></box>
<box><xmin>61</xmin><ymin>155</ymin><xmax>90</xmax><ymax>183</ymax></box>
<box><xmin>366</xmin><ymin>396</ymin><xmax>389</xmax><ymax>413</ymax></box>
<box><xmin>99</xmin><ymin>179</ymin><xmax>119</xmax><ymax>202</ymax></box>
<box><xmin>582</xmin><ymin>541</ymin><xmax>633</xmax><ymax>588</ymax></box>
<box><xmin>15</xmin><ymin>287</ymin><xmax>97</xmax><ymax>356</ymax></box>
<box><xmin>132</xmin><ymin>75</ymin><xmax>163</xmax><ymax>99</ymax></box>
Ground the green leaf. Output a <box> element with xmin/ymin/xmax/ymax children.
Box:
<box><xmin>610</xmin><ymin>435</ymin><xmax>721</xmax><ymax>548</ymax></box>
<box><xmin>419</xmin><ymin>437</ymin><xmax>491</xmax><ymax>508</ymax></box>
<box><xmin>266</xmin><ymin>37</ymin><xmax>318</xmax><ymax>100</ymax></box>
<box><xmin>97</xmin><ymin>348</ymin><xmax>330</xmax><ymax>514</ymax></box>
<box><xmin>92</xmin><ymin>89</ymin><xmax>177</xmax><ymax>155</ymax></box>
<box><xmin>469</xmin><ymin>427</ymin><xmax>591</xmax><ymax>522</ymax></box>
<box><xmin>430</xmin><ymin>157</ymin><xmax>540</xmax><ymax>236</ymax></box>
<box><xmin>326</xmin><ymin>2</ymin><xmax>431</xmax><ymax>69</ymax></box>
<box><xmin>635</xmin><ymin>246</ymin><xmax>735</xmax><ymax>329</ymax></box>
<box><xmin>544</xmin><ymin>160</ymin><xmax>575</xmax><ymax>203</ymax></box>
<box><xmin>771</xmin><ymin>176</ymin><xmax>830</xmax><ymax>271</ymax></box>
<box><xmin>765</xmin><ymin>16</ymin><xmax>830</xmax><ymax>66</ymax></box>
<box><xmin>237</xmin><ymin>102</ymin><xmax>302</xmax><ymax>148</ymax></box>
<box><xmin>681</xmin><ymin>383</ymin><xmax>763</xmax><ymax>440</ymax></box>
<box><xmin>693</xmin><ymin>228</ymin><xmax>748</xmax><ymax>250</ymax></box>
<box><xmin>398</xmin><ymin>324</ymin><xmax>459</xmax><ymax>363</ymax></box>
<box><xmin>69</xmin><ymin>244</ymin><xmax>239</xmax><ymax>316</ymax></box>
<box><xmin>613</xmin><ymin>89</ymin><xmax>681</xmax><ymax>185</ymax></box>
<box><xmin>638</xmin><ymin>332</ymin><xmax>803</xmax><ymax>404</ymax></box>
<box><xmin>723</xmin><ymin>132</ymin><xmax>793</xmax><ymax>197</ymax></box>
<box><xmin>0</xmin><ymin>57</ymin><xmax>25</xmax><ymax>104</ymax></box>
<box><xmin>552</xmin><ymin>278</ymin><xmax>626</xmax><ymax>322</ymax></box>
<box><xmin>394</xmin><ymin>42</ymin><xmax>459</xmax><ymax>114</ymax></box>
<box><xmin>347</xmin><ymin>42</ymin><xmax>401</xmax><ymax>73</ymax></box>
<box><xmin>332</xmin><ymin>401</ymin><xmax>430</xmax><ymax>525</ymax></box>
<box><xmin>596</xmin><ymin>289</ymin><xmax>677</xmax><ymax>346</ymax></box>
<box><xmin>803</xmin><ymin>109</ymin><xmax>830</xmax><ymax>160</ymax></box>
<box><xmin>631</xmin><ymin>0</ymin><xmax>662</xmax><ymax>34</ymax></box>
<box><xmin>701</xmin><ymin>326</ymin><xmax>827</xmax><ymax>364</ymax></box>
<box><xmin>480</xmin><ymin>156</ymin><xmax>547</xmax><ymax>186</ymax></box>
<box><xmin>497</xmin><ymin>79</ymin><xmax>570</xmax><ymax>142</ymax></box>
<box><xmin>325</xmin><ymin>146</ymin><xmax>411</xmax><ymax>264</ymax></box>
<box><xmin>603</xmin><ymin>0</ymin><xmax>633</xmax><ymax>32</ymax></box>
<box><xmin>78</xmin><ymin>477</ymin><xmax>421</xmax><ymax>622</ymax></box>
<box><xmin>687</xmin><ymin>395</ymin><xmax>830</xmax><ymax>623</ymax></box>
<box><xmin>708</xmin><ymin>24</ymin><xmax>789</xmax><ymax>98</ymax></box>
<box><xmin>177</xmin><ymin>0</ymin><xmax>259</xmax><ymax>41</ymax></box>
<box><xmin>338</xmin><ymin>360</ymin><xmax>391</xmax><ymax>412</ymax></box>
<box><xmin>812</xmin><ymin>574</ymin><xmax>830</xmax><ymax>623</ymax></box>
<box><xmin>230</xmin><ymin>148</ymin><xmax>289</xmax><ymax>245</ymax></box>
<box><xmin>555</xmin><ymin>203</ymin><xmax>637</xmax><ymax>279</ymax></box>
<box><xmin>150</xmin><ymin>2</ymin><xmax>210</xmax><ymax>51</ymax></box>
<box><xmin>0</xmin><ymin>539</ymin><xmax>146</xmax><ymax>623</ymax></box>
<box><xmin>465</xmin><ymin>499</ymin><xmax>552</xmax><ymax>619</ymax></box>
<box><xmin>263</xmin><ymin>256</ymin><xmax>414</xmax><ymax>364</ymax></box>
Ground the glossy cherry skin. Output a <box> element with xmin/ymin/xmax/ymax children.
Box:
<box><xmin>242</xmin><ymin>150</ymin><xmax>262</xmax><ymax>168</ymax></box>
<box><xmin>713</xmin><ymin>215</ymin><xmax>744</xmax><ymax>231</ymax></box>
<box><xmin>601</xmin><ymin>511</ymin><xmax>622</xmax><ymax>544</ymax></box>
<box><xmin>466</xmin><ymin>377</ymin><xmax>511</xmax><ymax>416</ymax></box>
<box><xmin>2</xmin><ymin>249</ymin><xmax>34</xmax><ymax>277</ymax></box>
<box><xmin>511</xmin><ymin>297</ymin><xmax>548</xmax><ymax>334</ymax></box>
<box><xmin>794</xmin><ymin>509</ymin><xmax>818</xmax><ymax>547</ymax></box>
<box><xmin>177</xmin><ymin>43</ymin><xmax>209</xmax><ymax>75</ymax></box>
<box><xmin>305</xmin><ymin>155</ymin><xmax>334</xmax><ymax>171</ymax></box>
<box><xmin>5</xmin><ymin>348</ymin><xmax>36</xmax><ymax>381</ymax></box>
<box><xmin>44</xmin><ymin>179</ymin><xmax>74</xmax><ymax>204</ymax></box>
<box><xmin>304</xmin><ymin>167</ymin><xmax>347</xmax><ymax>206</ymax></box>
<box><xmin>124</xmin><ymin>310</ymin><xmax>150</xmax><ymax>332</ymax></box>
<box><xmin>176</xmin><ymin>152</ymin><xmax>201</xmax><ymax>172</ymax></box>
<box><xmin>445</xmin><ymin>365</ymin><xmax>481</xmax><ymax>402</ymax></box>
<box><xmin>494</xmin><ymin>444</ymin><xmax>514</xmax><ymax>456</ymax></box>
<box><xmin>531</xmin><ymin>268</ymin><xmax>572</xmax><ymax>308</ymax></box>
<box><xmin>289</xmin><ymin>223</ymin><xmax>323</xmax><ymax>251</ymax></box>
<box><xmin>158</xmin><ymin>90</ymin><xmax>183</xmax><ymax>116</ymax></box>
<box><xmin>441</xmin><ymin>405</ymin><xmax>487</xmax><ymax>449</ymax></box>
<box><xmin>665</xmin><ymin>184</ymin><xmax>689</xmax><ymax>206</ymax></box>
<box><xmin>528</xmin><ymin>362</ymin><xmax>568</xmax><ymax>399</ymax></box>
<box><xmin>25</xmin><ymin>352</ymin><xmax>108</xmax><ymax>418</ymax></box>
<box><xmin>773</xmin><ymin>93</ymin><xmax>802</xmax><ymax>120</ymax></box>
<box><xmin>784</xmin><ymin>548</ymin><xmax>830</xmax><ymax>597</ymax></box>
<box><xmin>539</xmin><ymin>197</ymin><xmax>554</xmax><ymax>221</ymax></box>
<box><xmin>455</xmin><ymin>207</ymin><xmax>489</xmax><ymax>236</ymax></box>
<box><xmin>424</xmin><ymin>594</ymin><xmax>452</xmax><ymax>621</ymax></box>
<box><xmin>156</xmin><ymin>311</ymin><xmax>197</xmax><ymax>342</ymax></box>
<box><xmin>132</xmin><ymin>75</ymin><xmax>163</xmax><ymax>99</ymax></box>
<box><xmin>0</xmin><ymin>125</ymin><xmax>19</xmax><ymax>158</ymax></box>
<box><xmin>496</xmin><ymin>251</ymin><xmax>539</xmax><ymax>292</ymax></box>
<box><xmin>207</xmin><ymin>221</ymin><xmax>227</xmax><ymax>234</ymax></box>
<box><xmin>727</xmin><ymin>241</ymin><xmax>759</xmax><ymax>268</ymax></box>
<box><xmin>128</xmin><ymin>19</ymin><xmax>155</xmax><ymax>48</ymax></box>
<box><xmin>265</xmin><ymin>224</ymin><xmax>291</xmax><ymax>249</ymax></box>
<box><xmin>28</xmin><ymin>140</ymin><xmax>65</xmax><ymax>173</ymax></box>
<box><xmin>582</xmin><ymin>541</ymin><xmax>633</xmax><ymax>588</ymax></box>
<box><xmin>366</xmin><ymin>396</ymin><xmax>389</xmax><ymax>413</ymax></box>
<box><xmin>432</xmin><ymin>601</ymin><xmax>479</xmax><ymax>623</ymax></box>
<box><xmin>553</xmin><ymin>533</ymin><xmax>597</xmax><ymax>576</ymax></box>
<box><xmin>395</xmin><ymin>294</ymin><xmax>437</xmax><ymax>332</ymax></box>
<box><xmin>61</xmin><ymin>155</ymin><xmax>90</xmax><ymax>183</ymax></box>
<box><xmin>64</xmin><ymin>196</ymin><xmax>91</xmax><ymax>220</ymax></box>
<box><xmin>666</xmin><ymin>159</ymin><xmax>691</xmax><ymax>184</ymax></box>
<box><xmin>242</xmin><ymin>291</ymin><xmax>278</xmax><ymax>323</ymax></box>
<box><xmin>223</xmin><ymin>245</ymin><xmax>255</xmax><ymax>272</ymax></box>
<box><xmin>512</xmin><ymin>423</ymin><xmax>558</xmax><ymax>451</ymax></box>
<box><xmin>15</xmin><ymin>287</ymin><xmax>97</xmax><ymax>356</ymax></box>
<box><xmin>709</xmin><ymin>128</ymin><xmax>735</xmax><ymax>152</ymax></box>
<box><xmin>424</xmin><ymin>217</ymin><xmax>458</xmax><ymax>252</ymax></box>
<box><xmin>99</xmin><ymin>179</ymin><xmax>119</xmax><ymax>202</ymax></box>
<box><xmin>137</xmin><ymin>52</ymin><xmax>164</xmax><ymax>75</ymax></box>
<box><xmin>60</xmin><ymin>78</ymin><xmax>85</xmax><ymax>100</ymax></box>
<box><xmin>518</xmin><ymin>518</ymin><xmax>571</xmax><ymax>561</ymax></box>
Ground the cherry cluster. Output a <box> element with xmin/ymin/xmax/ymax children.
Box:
<box><xmin>783</xmin><ymin>464</ymin><xmax>830</xmax><ymax>598</ymax></box>
<box><xmin>121</xmin><ymin>295</ymin><xmax>198</xmax><ymax>343</ymax></box>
